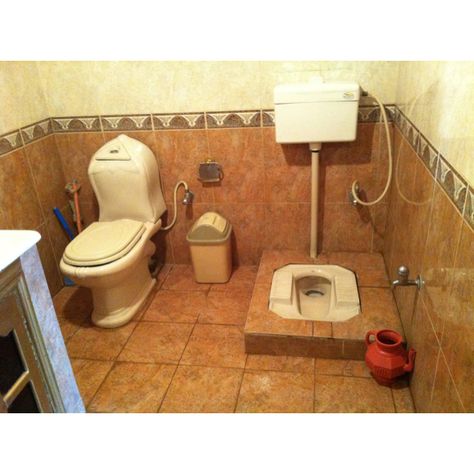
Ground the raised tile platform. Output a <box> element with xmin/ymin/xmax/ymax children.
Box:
<box><xmin>244</xmin><ymin>250</ymin><xmax>404</xmax><ymax>360</ymax></box>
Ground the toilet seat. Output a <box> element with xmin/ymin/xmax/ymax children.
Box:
<box><xmin>63</xmin><ymin>219</ymin><xmax>145</xmax><ymax>267</ymax></box>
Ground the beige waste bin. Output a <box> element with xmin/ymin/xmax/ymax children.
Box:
<box><xmin>186</xmin><ymin>212</ymin><xmax>232</xmax><ymax>283</ymax></box>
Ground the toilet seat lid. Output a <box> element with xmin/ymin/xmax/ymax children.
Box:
<box><xmin>63</xmin><ymin>219</ymin><xmax>145</xmax><ymax>266</ymax></box>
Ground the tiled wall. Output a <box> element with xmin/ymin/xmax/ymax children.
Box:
<box><xmin>396</xmin><ymin>61</ymin><xmax>474</xmax><ymax>187</ymax></box>
<box><xmin>0</xmin><ymin>62</ymin><xmax>49</xmax><ymax>135</ymax></box>
<box><xmin>384</xmin><ymin>109</ymin><xmax>473</xmax><ymax>412</ymax></box>
<box><xmin>36</xmin><ymin>61</ymin><xmax>400</xmax><ymax>116</ymax></box>
<box><xmin>0</xmin><ymin>120</ymin><xmax>71</xmax><ymax>296</ymax></box>
<box><xmin>50</xmin><ymin>106</ymin><xmax>393</xmax><ymax>266</ymax></box>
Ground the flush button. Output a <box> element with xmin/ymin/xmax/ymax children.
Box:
<box><xmin>343</xmin><ymin>92</ymin><xmax>354</xmax><ymax>99</ymax></box>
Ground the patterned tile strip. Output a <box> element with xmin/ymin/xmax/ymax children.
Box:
<box><xmin>0</xmin><ymin>104</ymin><xmax>397</xmax><ymax>153</ymax></box>
<box><xmin>0</xmin><ymin>130</ymin><xmax>23</xmax><ymax>156</ymax></box>
<box><xmin>465</xmin><ymin>186</ymin><xmax>474</xmax><ymax>230</ymax></box>
<box><xmin>206</xmin><ymin>110</ymin><xmax>261</xmax><ymax>128</ymax></box>
<box><xmin>20</xmin><ymin>118</ymin><xmax>53</xmax><ymax>145</ymax></box>
<box><xmin>51</xmin><ymin>116</ymin><xmax>102</xmax><ymax>133</ymax></box>
<box><xmin>152</xmin><ymin>113</ymin><xmax>205</xmax><ymax>130</ymax></box>
<box><xmin>394</xmin><ymin>107</ymin><xmax>469</xmax><ymax>218</ymax></box>
<box><xmin>101</xmin><ymin>114</ymin><xmax>153</xmax><ymax>131</ymax></box>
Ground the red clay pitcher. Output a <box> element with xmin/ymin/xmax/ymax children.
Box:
<box><xmin>365</xmin><ymin>329</ymin><xmax>416</xmax><ymax>386</ymax></box>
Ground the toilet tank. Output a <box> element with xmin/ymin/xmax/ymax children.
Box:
<box><xmin>88</xmin><ymin>134</ymin><xmax>166</xmax><ymax>223</ymax></box>
<box><xmin>274</xmin><ymin>80</ymin><xmax>360</xmax><ymax>143</ymax></box>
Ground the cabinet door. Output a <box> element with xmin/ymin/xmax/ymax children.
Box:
<box><xmin>0</xmin><ymin>290</ymin><xmax>53</xmax><ymax>413</ymax></box>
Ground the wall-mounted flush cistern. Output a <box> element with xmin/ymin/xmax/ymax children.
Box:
<box><xmin>274</xmin><ymin>78</ymin><xmax>360</xmax><ymax>257</ymax></box>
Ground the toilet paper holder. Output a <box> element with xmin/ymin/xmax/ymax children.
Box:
<box><xmin>198</xmin><ymin>160</ymin><xmax>223</xmax><ymax>183</ymax></box>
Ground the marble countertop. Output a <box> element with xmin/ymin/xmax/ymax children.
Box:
<box><xmin>0</xmin><ymin>230</ymin><xmax>41</xmax><ymax>272</ymax></box>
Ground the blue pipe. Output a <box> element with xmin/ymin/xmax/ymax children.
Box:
<box><xmin>53</xmin><ymin>207</ymin><xmax>75</xmax><ymax>240</ymax></box>
<box><xmin>53</xmin><ymin>207</ymin><xmax>76</xmax><ymax>286</ymax></box>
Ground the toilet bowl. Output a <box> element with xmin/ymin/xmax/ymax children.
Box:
<box><xmin>60</xmin><ymin>134</ymin><xmax>167</xmax><ymax>328</ymax></box>
<box><xmin>269</xmin><ymin>264</ymin><xmax>360</xmax><ymax>322</ymax></box>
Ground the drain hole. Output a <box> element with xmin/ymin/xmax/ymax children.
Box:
<box><xmin>304</xmin><ymin>288</ymin><xmax>325</xmax><ymax>297</ymax></box>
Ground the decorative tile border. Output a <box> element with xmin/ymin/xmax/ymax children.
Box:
<box><xmin>0</xmin><ymin>104</ymin><xmax>400</xmax><ymax>155</ymax></box>
<box><xmin>0</xmin><ymin>129</ymin><xmax>23</xmax><ymax>156</ymax></box>
<box><xmin>20</xmin><ymin>118</ymin><xmax>53</xmax><ymax>145</ymax></box>
<box><xmin>206</xmin><ymin>110</ymin><xmax>261</xmax><ymax>128</ymax></box>
<box><xmin>101</xmin><ymin>114</ymin><xmax>152</xmax><ymax>131</ymax></box>
<box><xmin>358</xmin><ymin>104</ymin><xmax>396</xmax><ymax>123</ymax></box>
<box><xmin>51</xmin><ymin>116</ymin><xmax>101</xmax><ymax>133</ymax></box>
<box><xmin>436</xmin><ymin>155</ymin><xmax>468</xmax><ymax>214</ymax></box>
<box><xmin>152</xmin><ymin>112</ymin><xmax>205</xmax><ymax>130</ymax></box>
<box><xmin>394</xmin><ymin>107</ymin><xmax>470</xmax><ymax>220</ymax></box>
<box><xmin>465</xmin><ymin>187</ymin><xmax>474</xmax><ymax>230</ymax></box>
<box><xmin>262</xmin><ymin>110</ymin><xmax>274</xmax><ymax>127</ymax></box>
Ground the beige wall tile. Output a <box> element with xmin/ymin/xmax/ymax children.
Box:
<box><xmin>396</xmin><ymin>61</ymin><xmax>474</xmax><ymax>186</ymax></box>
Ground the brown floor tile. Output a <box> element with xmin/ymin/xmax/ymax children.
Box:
<box><xmin>332</xmin><ymin>288</ymin><xmax>403</xmax><ymax>340</ymax></box>
<box><xmin>53</xmin><ymin>286</ymin><xmax>93</xmax><ymax>319</ymax></box>
<box><xmin>246</xmin><ymin>354</ymin><xmax>315</xmax><ymax>373</ymax></box>
<box><xmin>66</xmin><ymin>322</ymin><xmax>136</xmax><ymax>361</ymax></box>
<box><xmin>391</xmin><ymin>379</ymin><xmax>416</xmax><ymax>413</ymax></box>
<box><xmin>245</xmin><ymin>284</ymin><xmax>313</xmax><ymax>337</ymax></box>
<box><xmin>58</xmin><ymin>313</ymin><xmax>90</xmax><ymax>341</ymax></box>
<box><xmin>198</xmin><ymin>288</ymin><xmax>252</xmax><ymax>325</ymax></box>
<box><xmin>155</xmin><ymin>263</ymin><xmax>172</xmax><ymax>289</ymax></box>
<box><xmin>180</xmin><ymin>324</ymin><xmax>247</xmax><ymax>369</ymax></box>
<box><xmin>70</xmin><ymin>359</ymin><xmax>113</xmax><ymax>406</ymax></box>
<box><xmin>314</xmin><ymin>375</ymin><xmax>395</xmax><ymax>412</ymax></box>
<box><xmin>88</xmin><ymin>362</ymin><xmax>176</xmax><ymax>413</ymax></box>
<box><xmin>162</xmin><ymin>265</ymin><xmax>210</xmax><ymax>291</ymax></box>
<box><xmin>210</xmin><ymin>265</ymin><xmax>258</xmax><ymax>291</ymax></box>
<box><xmin>236</xmin><ymin>370</ymin><xmax>314</xmax><ymax>413</ymax></box>
<box><xmin>118</xmin><ymin>322</ymin><xmax>193</xmax><ymax>364</ymax></box>
<box><xmin>314</xmin><ymin>358</ymin><xmax>371</xmax><ymax>378</ymax></box>
<box><xmin>160</xmin><ymin>365</ymin><xmax>243</xmax><ymax>413</ymax></box>
<box><xmin>143</xmin><ymin>290</ymin><xmax>207</xmax><ymax>323</ymax></box>
<box><xmin>326</xmin><ymin>252</ymin><xmax>389</xmax><ymax>287</ymax></box>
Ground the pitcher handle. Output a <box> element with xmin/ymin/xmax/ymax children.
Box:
<box><xmin>365</xmin><ymin>330</ymin><xmax>378</xmax><ymax>347</ymax></box>
<box><xmin>403</xmin><ymin>348</ymin><xmax>416</xmax><ymax>372</ymax></box>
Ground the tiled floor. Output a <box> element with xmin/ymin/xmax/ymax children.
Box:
<box><xmin>54</xmin><ymin>260</ymin><xmax>415</xmax><ymax>413</ymax></box>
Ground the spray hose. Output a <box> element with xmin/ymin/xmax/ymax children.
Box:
<box><xmin>351</xmin><ymin>93</ymin><xmax>393</xmax><ymax>206</ymax></box>
<box><xmin>161</xmin><ymin>180</ymin><xmax>191</xmax><ymax>231</ymax></box>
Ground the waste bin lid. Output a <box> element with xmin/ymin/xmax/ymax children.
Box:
<box><xmin>186</xmin><ymin>212</ymin><xmax>231</xmax><ymax>243</ymax></box>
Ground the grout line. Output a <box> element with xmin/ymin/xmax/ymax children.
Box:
<box><xmin>390</xmin><ymin>387</ymin><xmax>398</xmax><ymax>413</ymax></box>
<box><xmin>428</xmin><ymin>347</ymin><xmax>441</xmax><ymax>411</ymax></box>
<box><xmin>82</xmin><ymin>359</ymin><xmax>116</xmax><ymax>412</ymax></box>
<box><xmin>313</xmin><ymin>357</ymin><xmax>317</xmax><ymax>412</ymax></box>
<box><xmin>156</xmin><ymin>317</ymin><xmax>198</xmax><ymax>413</ymax></box>
<box><xmin>233</xmin><ymin>360</ymin><xmax>247</xmax><ymax>413</ymax></box>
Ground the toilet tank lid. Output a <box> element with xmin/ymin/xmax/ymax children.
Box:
<box><xmin>93</xmin><ymin>134</ymin><xmax>135</xmax><ymax>161</ymax></box>
<box><xmin>274</xmin><ymin>81</ymin><xmax>360</xmax><ymax>104</ymax></box>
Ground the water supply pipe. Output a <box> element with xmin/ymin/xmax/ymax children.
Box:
<box><xmin>65</xmin><ymin>180</ymin><xmax>83</xmax><ymax>233</ymax></box>
<box><xmin>309</xmin><ymin>142</ymin><xmax>321</xmax><ymax>258</ymax></box>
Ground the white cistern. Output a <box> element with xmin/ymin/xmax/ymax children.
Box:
<box><xmin>274</xmin><ymin>78</ymin><xmax>360</xmax><ymax>257</ymax></box>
